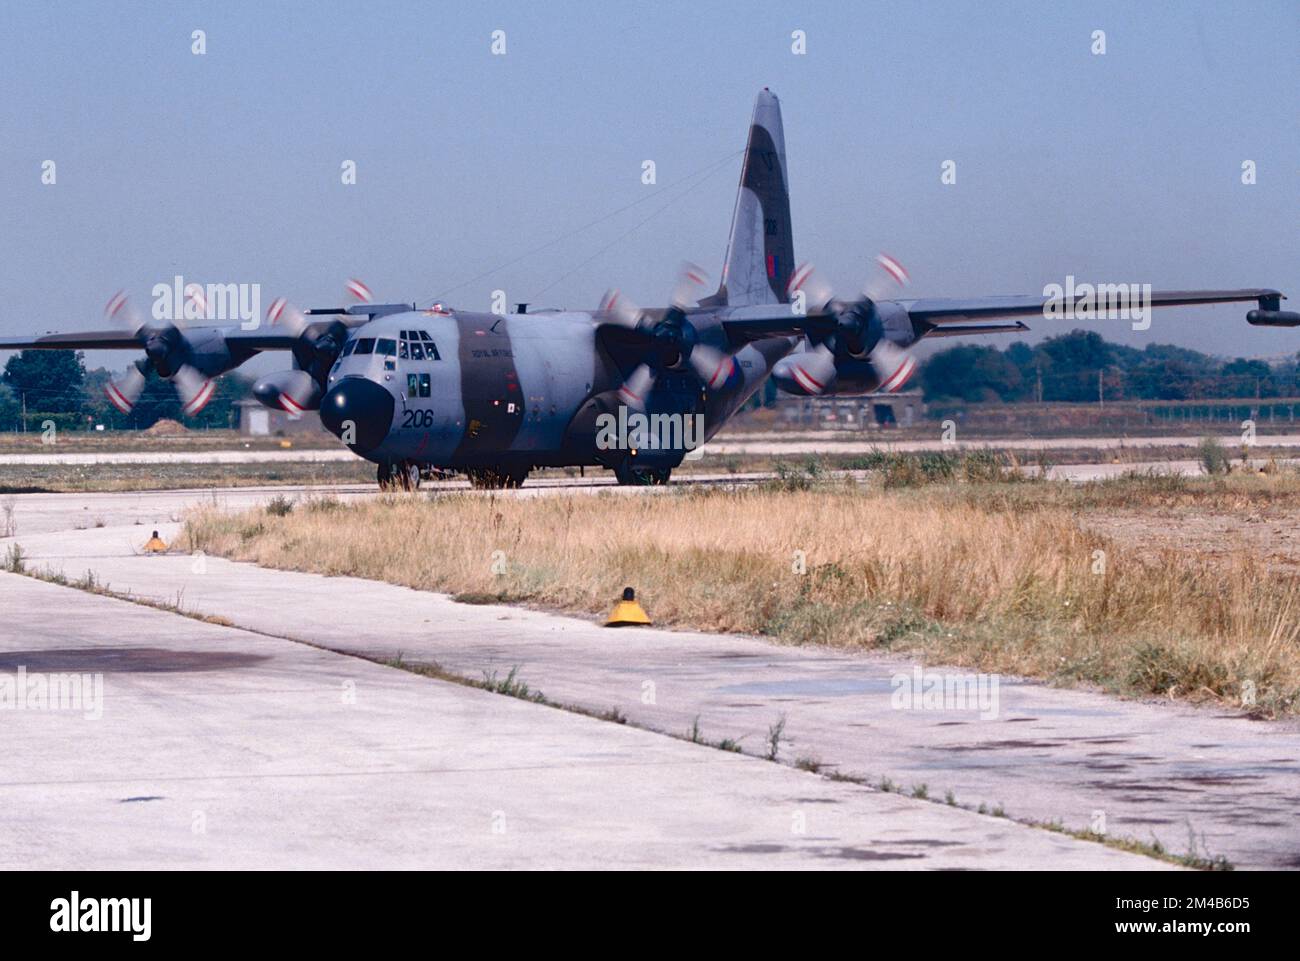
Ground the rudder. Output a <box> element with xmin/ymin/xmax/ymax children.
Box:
<box><xmin>706</xmin><ymin>88</ymin><xmax>794</xmax><ymax>307</ymax></box>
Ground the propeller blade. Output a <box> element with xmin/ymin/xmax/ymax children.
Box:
<box><xmin>598</xmin><ymin>289</ymin><xmax>643</xmax><ymax>329</ymax></box>
<box><xmin>102</xmin><ymin>292</ymin><xmax>152</xmax><ymax>413</ymax></box>
<box><xmin>103</xmin><ymin>287</ymin><xmax>219</xmax><ymax>414</ymax></box>
<box><xmin>266</xmin><ymin>296</ymin><xmax>309</xmax><ymax>337</ymax></box>
<box><xmin>787</xmin><ymin>262</ymin><xmax>836</xmax><ymax>313</ymax></box>
<box><xmin>670</xmin><ymin>262</ymin><xmax>709</xmax><ymax>309</ymax></box>
<box><xmin>253</xmin><ymin>369</ymin><xmax>322</xmax><ymax>414</ymax></box>
<box><xmin>608</xmin><ymin>264</ymin><xmax>722</xmax><ymax>406</ymax></box>
<box><xmin>868</xmin><ymin>338</ymin><xmax>918</xmax><ymax>394</ymax></box>
<box><xmin>173</xmin><ymin>365</ymin><xmax>215</xmax><ymax>417</ymax></box>
<box><xmin>104</xmin><ymin>289</ymin><xmax>146</xmax><ymax>334</ymax></box>
<box><xmin>183</xmin><ymin>281</ymin><xmax>207</xmax><ymax>322</ymax></box>
<box><xmin>617</xmin><ymin>363</ymin><xmax>656</xmax><ymax>410</ymax></box>
<box><xmin>688</xmin><ymin>343</ymin><xmax>737</xmax><ymax>391</ymax></box>
<box><xmin>104</xmin><ymin>359</ymin><xmax>148</xmax><ymax>415</ymax></box>
<box><xmin>345</xmin><ymin>278</ymin><xmax>373</xmax><ymax>304</ymax></box>
<box><xmin>786</xmin><ymin>343</ymin><xmax>837</xmax><ymax>396</ymax></box>
<box><xmin>862</xmin><ymin>252</ymin><xmax>910</xmax><ymax>302</ymax></box>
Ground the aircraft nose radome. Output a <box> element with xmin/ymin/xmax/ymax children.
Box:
<box><xmin>320</xmin><ymin>378</ymin><xmax>395</xmax><ymax>452</ymax></box>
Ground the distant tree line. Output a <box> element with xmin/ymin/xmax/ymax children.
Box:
<box><xmin>919</xmin><ymin>330</ymin><xmax>1295</xmax><ymax>405</ymax></box>
<box><xmin>4</xmin><ymin>332</ymin><xmax>1292</xmax><ymax>433</ymax></box>
<box><xmin>0</xmin><ymin>350</ymin><xmax>249</xmax><ymax>432</ymax></box>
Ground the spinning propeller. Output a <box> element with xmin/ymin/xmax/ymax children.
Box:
<box><xmin>782</xmin><ymin>253</ymin><xmax>917</xmax><ymax>395</ymax></box>
<box><xmin>599</xmin><ymin>264</ymin><xmax>740</xmax><ymax>410</ymax></box>
<box><xmin>344</xmin><ymin>277</ymin><xmax>373</xmax><ymax>305</ymax></box>
<box><xmin>101</xmin><ymin>289</ymin><xmax>215</xmax><ymax>416</ymax></box>
<box><xmin>256</xmin><ymin>293</ymin><xmax>351</xmax><ymax>413</ymax></box>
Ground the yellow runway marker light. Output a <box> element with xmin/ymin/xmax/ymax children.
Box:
<box><xmin>606</xmin><ymin>587</ymin><xmax>651</xmax><ymax>627</ymax></box>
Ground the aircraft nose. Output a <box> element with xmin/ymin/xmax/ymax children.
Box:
<box><xmin>320</xmin><ymin>378</ymin><xmax>395</xmax><ymax>452</ymax></box>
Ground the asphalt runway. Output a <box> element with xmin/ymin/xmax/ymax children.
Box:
<box><xmin>3</xmin><ymin>484</ymin><xmax>1299</xmax><ymax>868</ymax></box>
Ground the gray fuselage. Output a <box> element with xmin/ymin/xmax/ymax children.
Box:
<box><xmin>322</xmin><ymin>307</ymin><xmax>796</xmax><ymax>471</ymax></box>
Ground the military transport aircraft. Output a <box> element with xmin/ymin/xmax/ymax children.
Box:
<box><xmin>3</xmin><ymin>89</ymin><xmax>1293</xmax><ymax>489</ymax></box>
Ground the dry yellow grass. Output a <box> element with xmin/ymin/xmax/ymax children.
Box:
<box><xmin>184</xmin><ymin>481</ymin><xmax>1300</xmax><ymax>716</ymax></box>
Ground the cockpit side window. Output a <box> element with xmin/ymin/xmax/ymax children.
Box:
<box><xmin>354</xmin><ymin>338</ymin><xmax>376</xmax><ymax>355</ymax></box>
<box><xmin>341</xmin><ymin>340</ymin><xmax>357</xmax><ymax>357</ymax></box>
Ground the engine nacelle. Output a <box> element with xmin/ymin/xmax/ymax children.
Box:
<box><xmin>775</xmin><ymin>301</ymin><xmax>919</xmax><ymax>396</ymax></box>
<box><xmin>772</xmin><ymin>353</ymin><xmax>887</xmax><ymax>396</ymax></box>
<box><xmin>253</xmin><ymin>369</ymin><xmax>323</xmax><ymax>414</ymax></box>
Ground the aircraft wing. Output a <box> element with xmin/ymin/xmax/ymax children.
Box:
<box><xmin>904</xmin><ymin>288</ymin><xmax>1283</xmax><ymax>328</ymax></box>
<box><xmin>717</xmin><ymin>288</ymin><xmax>1287</xmax><ymax>346</ymax></box>
<box><xmin>716</xmin><ymin>307</ymin><xmax>838</xmax><ymax>344</ymax></box>
<box><xmin>0</xmin><ymin>328</ymin><xmax>146</xmax><ymax>351</ymax></box>
<box><xmin>0</xmin><ymin>323</ymin><xmax>343</xmax><ymax>354</ymax></box>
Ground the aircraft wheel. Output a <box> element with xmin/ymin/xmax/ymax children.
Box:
<box><xmin>377</xmin><ymin>461</ymin><xmax>395</xmax><ymax>491</ymax></box>
<box><xmin>614</xmin><ymin>461</ymin><xmax>671</xmax><ymax>486</ymax></box>
<box><xmin>468</xmin><ymin>467</ymin><xmax>529</xmax><ymax>489</ymax></box>
<box><xmin>398</xmin><ymin>461</ymin><xmax>421</xmax><ymax>492</ymax></box>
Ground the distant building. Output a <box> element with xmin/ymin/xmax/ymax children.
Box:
<box><xmin>234</xmin><ymin>399</ymin><xmax>327</xmax><ymax>437</ymax></box>
<box><xmin>779</xmin><ymin>390</ymin><xmax>924</xmax><ymax>429</ymax></box>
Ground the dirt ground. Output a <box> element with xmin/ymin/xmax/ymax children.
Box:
<box><xmin>1082</xmin><ymin>505</ymin><xmax>1300</xmax><ymax>572</ymax></box>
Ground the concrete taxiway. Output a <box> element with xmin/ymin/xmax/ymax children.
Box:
<box><xmin>5</xmin><ymin>485</ymin><xmax>1299</xmax><ymax>869</ymax></box>
<box><xmin>2</xmin><ymin>576</ymin><xmax>1162</xmax><ymax>870</ymax></box>
<box><xmin>12</xmin><ymin>574</ymin><xmax>1143</xmax><ymax>870</ymax></box>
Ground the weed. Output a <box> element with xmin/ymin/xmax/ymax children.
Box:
<box><xmin>265</xmin><ymin>495</ymin><xmax>295</xmax><ymax>517</ymax></box>
<box><xmin>1198</xmin><ymin>436</ymin><xmax>1230</xmax><ymax>476</ymax></box>
<box><xmin>766</xmin><ymin>714</ymin><xmax>786</xmax><ymax>761</ymax></box>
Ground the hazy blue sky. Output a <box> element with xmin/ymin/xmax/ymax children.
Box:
<box><xmin>1</xmin><ymin>0</ymin><xmax>1296</xmax><ymax>373</ymax></box>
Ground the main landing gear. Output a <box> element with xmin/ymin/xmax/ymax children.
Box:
<box><xmin>380</xmin><ymin>462</ymin><xmax>529</xmax><ymax>491</ymax></box>
<box><xmin>466</xmin><ymin>466</ymin><xmax>530</xmax><ymax>490</ymax></box>
<box><xmin>377</xmin><ymin>460</ymin><xmax>422</xmax><ymax>492</ymax></box>
<box><xmin>613</xmin><ymin>461</ymin><xmax>672</xmax><ymax>486</ymax></box>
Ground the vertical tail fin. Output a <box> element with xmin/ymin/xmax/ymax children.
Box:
<box><xmin>705</xmin><ymin>88</ymin><xmax>794</xmax><ymax>307</ymax></box>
